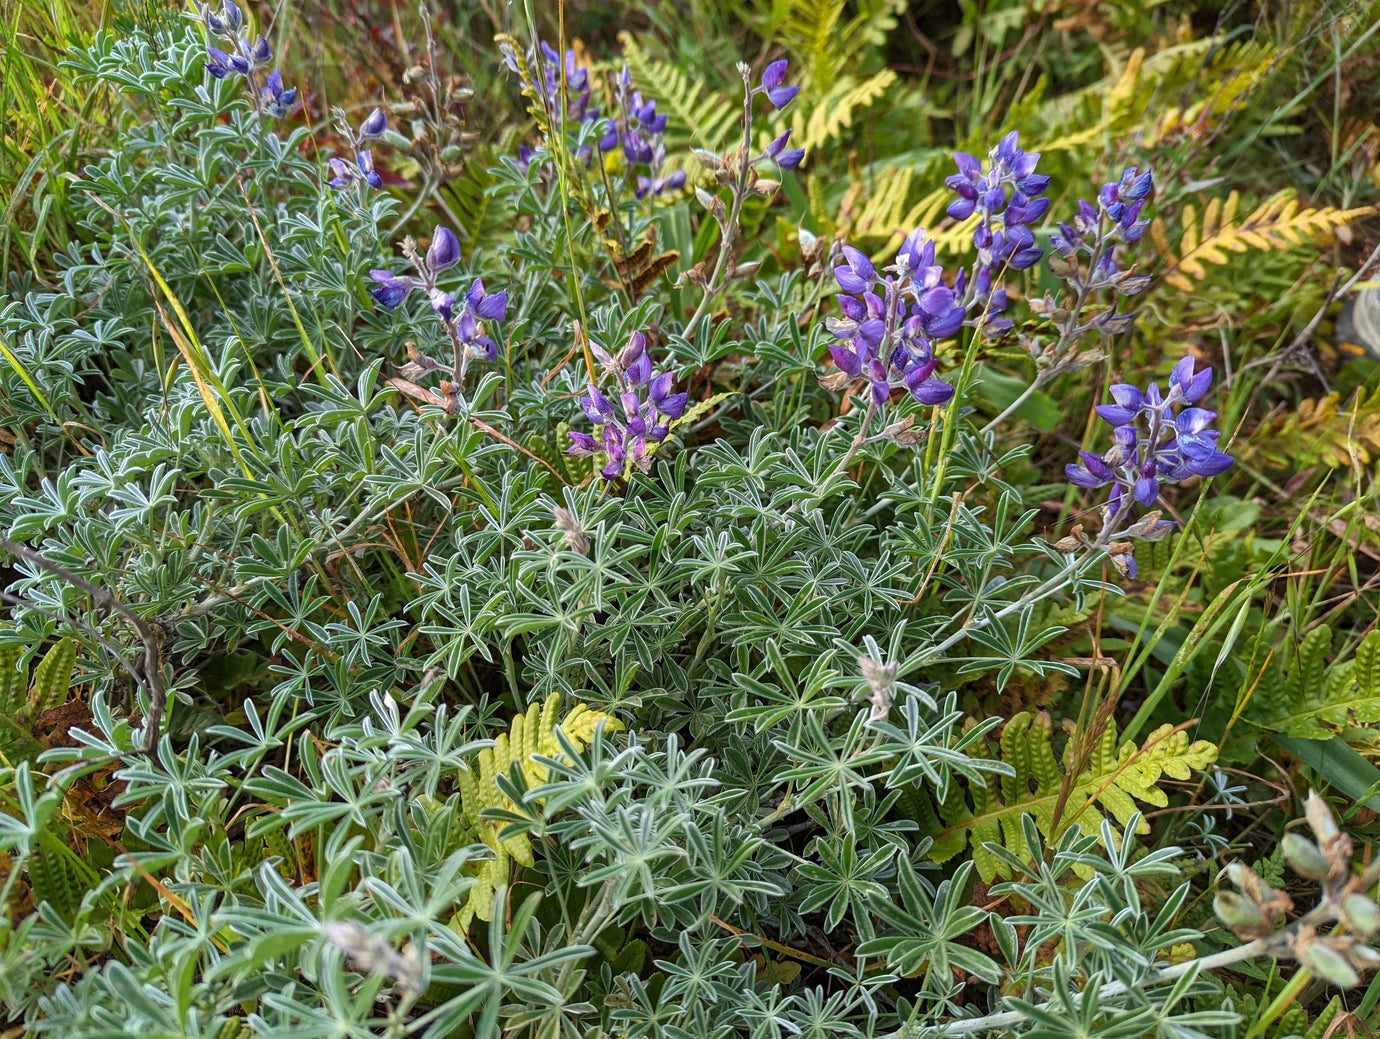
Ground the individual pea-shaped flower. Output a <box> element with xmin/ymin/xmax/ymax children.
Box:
<box><xmin>764</xmin><ymin>129</ymin><xmax>805</xmax><ymax>170</ymax></box>
<box><xmin>636</xmin><ymin>170</ymin><xmax>687</xmax><ymax>199</ymax></box>
<box><xmin>329</xmin><ymin>149</ymin><xmax>382</xmax><ymax>191</ymax></box>
<box><xmin>261</xmin><ymin>70</ymin><xmax>296</xmax><ymax>118</ymax></box>
<box><xmin>648</xmin><ymin>371</ymin><xmax>689</xmax><ymax>420</ymax></box>
<box><xmin>834</xmin><ymin>246</ymin><xmax>877</xmax><ymax>295</ymax></box>
<box><xmin>757</xmin><ymin>59</ymin><xmax>799</xmax><ymax>110</ymax></box>
<box><xmin>204</xmin><ymin>47</ymin><xmax>240</xmax><ymax>79</ymax></box>
<box><xmin>465</xmin><ymin>279</ymin><xmax>508</xmax><ymax>322</ymax></box>
<box><xmin>368</xmin><ymin>270</ymin><xmax>415</xmax><ymax>309</ymax></box>
<box><xmin>427</xmin><ymin>227</ymin><xmax>460</xmax><ymax>273</ymax></box>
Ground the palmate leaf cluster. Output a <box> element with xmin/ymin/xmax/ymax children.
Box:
<box><xmin>0</xmin><ymin>6</ymin><xmax>1371</xmax><ymax>1039</ymax></box>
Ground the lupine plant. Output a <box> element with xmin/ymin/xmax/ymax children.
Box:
<box><xmin>0</xmin><ymin>4</ymin><xmax>1376</xmax><ymax>1039</ymax></box>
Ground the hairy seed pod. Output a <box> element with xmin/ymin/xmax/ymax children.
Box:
<box><xmin>1342</xmin><ymin>894</ymin><xmax>1380</xmax><ymax>937</ymax></box>
<box><xmin>1213</xmin><ymin>891</ymin><xmax>1268</xmax><ymax>935</ymax></box>
<box><xmin>1299</xmin><ymin>939</ymin><xmax>1359</xmax><ymax>989</ymax></box>
<box><xmin>1281</xmin><ymin>832</ymin><xmax>1333</xmax><ymax>881</ymax></box>
<box><xmin>1304</xmin><ymin>791</ymin><xmax>1341</xmax><ymax>846</ymax></box>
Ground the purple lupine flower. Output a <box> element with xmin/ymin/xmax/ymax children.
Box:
<box><xmin>1049</xmin><ymin>167</ymin><xmax>1155</xmax><ymax>300</ymax></box>
<box><xmin>250</xmin><ymin>34</ymin><xmax>271</xmax><ymax>64</ymax></box>
<box><xmin>820</xmin><ymin>227</ymin><xmax>959</xmax><ymax>414</ymax></box>
<box><xmin>944</xmin><ymin>132</ymin><xmax>1048</xmax><ymax>277</ymax></box>
<box><xmin>764</xmin><ymin>128</ymin><xmax>805</xmax><ymax>170</ymax></box>
<box><xmin>261</xmin><ymin>70</ymin><xmax>296</xmax><ymax>118</ymax></box>
<box><xmin>369</xmin><ymin>270</ymin><xmax>415</xmax><ymax>309</ymax></box>
<box><xmin>467</xmin><ymin>280</ymin><xmax>508</xmax><ymax>322</ymax></box>
<box><xmin>1066</xmin><ymin>355</ymin><xmax>1233</xmax><ymax>521</ymax></box>
<box><xmin>759</xmin><ymin>59</ymin><xmax>799</xmax><ymax>110</ymax></box>
<box><xmin>205</xmin><ymin>47</ymin><xmax>237</xmax><ymax>79</ymax></box>
<box><xmin>427</xmin><ymin>227</ymin><xmax>461</xmax><ymax>273</ymax></box>
<box><xmin>356</xmin><ymin>149</ymin><xmax>382</xmax><ymax>189</ymax></box>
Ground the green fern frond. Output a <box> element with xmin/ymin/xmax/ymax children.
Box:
<box><xmin>1248</xmin><ymin>628</ymin><xmax>1380</xmax><ymax>738</ymax></box>
<box><xmin>30</xmin><ymin>637</ymin><xmax>75</xmax><ymax>715</ymax></box>
<box><xmin>928</xmin><ymin>711</ymin><xmax>1218</xmax><ymax>883</ymax></box>
<box><xmin>454</xmin><ymin>693</ymin><xmax>623</xmax><ymax>930</ymax></box>
<box><xmin>0</xmin><ymin>641</ymin><xmax>24</xmax><ymax>713</ymax></box>
<box><xmin>1246</xmin><ymin>387</ymin><xmax>1380</xmax><ymax>475</ymax></box>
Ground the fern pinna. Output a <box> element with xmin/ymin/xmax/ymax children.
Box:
<box><xmin>908</xmin><ymin>711</ymin><xmax>1218</xmax><ymax>883</ymax></box>
<box><xmin>452</xmin><ymin>693</ymin><xmax>622</xmax><ymax>929</ymax></box>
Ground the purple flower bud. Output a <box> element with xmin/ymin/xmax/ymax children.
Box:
<box><xmin>251</xmin><ymin>34</ymin><xmax>271</xmax><ymax>64</ymax></box>
<box><xmin>223</xmin><ymin>0</ymin><xmax>242</xmax><ymax>31</ymax></box>
<box><xmin>567</xmin><ymin>431</ymin><xmax>599</xmax><ymax>456</ymax></box>
<box><xmin>359</xmin><ymin>107</ymin><xmax>388</xmax><ymax>140</ymax></box>
<box><xmin>427</xmin><ymin>226</ymin><xmax>461</xmax><ymax>272</ymax></box>
<box><xmin>368</xmin><ymin>270</ymin><xmax>414</xmax><ymax>309</ymax></box>
<box><xmin>1134</xmin><ymin>476</ymin><xmax>1160</xmax><ymax>506</ymax></box>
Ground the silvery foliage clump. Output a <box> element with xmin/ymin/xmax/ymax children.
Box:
<box><xmin>0</xmin><ymin>11</ymin><xmax>1360</xmax><ymax>1039</ymax></box>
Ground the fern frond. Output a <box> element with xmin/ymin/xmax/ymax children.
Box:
<box><xmin>454</xmin><ymin>693</ymin><xmax>623</xmax><ymax>929</ymax></box>
<box><xmin>934</xmin><ymin>711</ymin><xmax>1218</xmax><ymax>883</ymax></box>
<box><xmin>1152</xmin><ymin>190</ymin><xmax>1375</xmax><ymax>291</ymax></box>
<box><xmin>1247</xmin><ymin>387</ymin><xmax>1380</xmax><ymax>475</ymax></box>
<box><xmin>30</xmin><ymin>637</ymin><xmax>75</xmax><ymax>715</ymax></box>
<box><xmin>794</xmin><ymin>70</ymin><xmax>897</xmax><ymax>152</ymax></box>
<box><xmin>0</xmin><ymin>640</ymin><xmax>24</xmax><ymax>713</ymax></box>
<box><xmin>1249</xmin><ymin>629</ymin><xmax>1380</xmax><ymax>738</ymax></box>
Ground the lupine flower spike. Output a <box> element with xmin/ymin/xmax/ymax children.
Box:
<box><xmin>328</xmin><ymin>108</ymin><xmax>389</xmax><ymax>192</ymax></box>
<box><xmin>600</xmin><ymin>66</ymin><xmax>687</xmax><ymax>200</ymax></box>
<box><xmin>370</xmin><ymin>225</ymin><xmax>509</xmax><ymax>410</ymax></box>
<box><xmin>566</xmin><ymin>332</ymin><xmax>688</xmax><ymax>483</ymax></box>
<box><xmin>1062</xmin><ymin>354</ymin><xmax>1234</xmax><ymax>575</ymax></box>
<box><xmin>198</xmin><ymin>2</ymin><xmax>294</xmax><ymax>119</ymax></box>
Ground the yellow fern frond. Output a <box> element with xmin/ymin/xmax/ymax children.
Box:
<box><xmin>1247</xmin><ymin>388</ymin><xmax>1380</xmax><ymax>475</ymax></box>
<box><xmin>795</xmin><ymin>69</ymin><xmax>897</xmax><ymax>151</ymax></box>
<box><xmin>453</xmin><ymin>694</ymin><xmax>624</xmax><ymax>928</ymax></box>
<box><xmin>1153</xmin><ymin>190</ymin><xmax>1375</xmax><ymax>291</ymax></box>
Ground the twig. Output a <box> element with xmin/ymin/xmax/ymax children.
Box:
<box><xmin>0</xmin><ymin>539</ymin><xmax>166</xmax><ymax>754</ymax></box>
